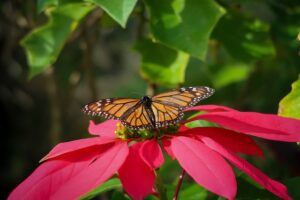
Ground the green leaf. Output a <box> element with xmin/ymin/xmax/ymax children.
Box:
<box><xmin>145</xmin><ymin>195</ymin><xmax>159</xmax><ymax>200</ymax></box>
<box><xmin>21</xmin><ymin>3</ymin><xmax>94</xmax><ymax>78</ymax></box>
<box><xmin>90</xmin><ymin>0</ymin><xmax>137</xmax><ymax>28</ymax></box>
<box><xmin>185</xmin><ymin>119</ymin><xmax>217</xmax><ymax>129</ymax></box>
<box><xmin>213</xmin><ymin>12</ymin><xmax>275</xmax><ymax>62</ymax></box>
<box><xmin>145</xmin><ymin>0</ymin><xmax>225</xmax><ymax>60</ymax></box>
<box><xmin>37</xmin><ymin>0</ymin><xmax>58</xmax><ymax>13</ymax></box>
<box><xmin>159</xmin><ymin>156</ymin><xmax>181</xmax><ymax>183</ymax></box>
<box><xmin>178</xmin><ymin>184</ymin><xmax>208</xmax><ymax>200</ymax></box>
<box><xmin>278</xmin><ymin>76</ymin><xmax>300</xmax><ymax>119</ymax></box>
<box><xmin>101</xmin><ymin>12</ymin><xmax>119</xmax><ymax>28</ymax></box>
<box><xmin>235</xmin><ymin>174</ymin><xmax>278</xmax><ymax>200</ymax></box>
<box><xmin>111</xmin><ymin>191</ymin><xmax>131</xmax><ymax>200</ymax></box>
<box><xmin>165</xmin><ymin>181</ymin><xmax>208</xmax><ymax>200</ymax></box>
<box><xmin>80</xmin><ymin>178</ymin><xmax>122</xmax><ymax>200</ymax></box>
<box><xmin>135</xmin><ymin>38</ymin><xmax>189</xmax><ymax>87</ymax></box>
<box><xmin>211</xmin><ymin>63</ymin><xmax>251</xmax><ymax>89</ymax></box>
<box><xmin>284</xmin><ymin>177</ymin><xmax>300</xmax><ymax>200</ymax></box>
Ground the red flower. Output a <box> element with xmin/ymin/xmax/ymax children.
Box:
<box><xmin>8</xmin><ymin>105</ymin><xmax>300</xmax><ymax>200</ymax></box>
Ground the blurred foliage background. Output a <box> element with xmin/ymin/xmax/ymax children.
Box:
<box><xmin>1</xmin><ymin>0</ymin><xmax>300</xmax><ymax>199</ymax></box>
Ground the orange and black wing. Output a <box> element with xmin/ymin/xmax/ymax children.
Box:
<box><xmin>83</xmin><ymin>98</ymin><xmax>154</xmax><ymax>130</ymax></box>
<box><xmin>82</xmin><ymin>98</ymin><xmax>140</xmax><ymax>120</ymax></box>
<box><xmin>152</xmin><ymin>86</ymin><xmax>214</xmax><ymax>110</ymax></box>
<box><xmin>151</xmin><ymin>86</ymin><xmax>214</xmax><ymax>127</ymax></box>
<box><xmin>120</xmin><ymin>103</ymin><xmax>154</xmax><ymax>130</ymax></box>
<box><xmin>151</xmin><ymin>101</ymin><xmax>183</xmax><ymax>128</ymax></box>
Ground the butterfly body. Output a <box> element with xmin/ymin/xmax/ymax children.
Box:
<box><xmin>83</xmin><ymin>86</ymin><xmax>214</xmax><ymax>130</ymax></box>
<box><xmin>139</xmin><ymin>96</ymin><xmax>156</xmax><ymax>128</ymax></box>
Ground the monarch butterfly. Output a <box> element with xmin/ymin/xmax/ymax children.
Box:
<box><xmin>82</xmin><ymin>86</ymin><xmax>214</xmax><ymax>130</ymax></box>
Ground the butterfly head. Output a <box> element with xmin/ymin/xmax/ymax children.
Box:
<box><xmin>141</xmin><ymin>96</ymin><xmax>152</xmax><ymax>105</ymax></box>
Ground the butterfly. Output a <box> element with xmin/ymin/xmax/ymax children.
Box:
<box><xmin>82</xmin><ymin>86</ymin><xmax>214</xmax><ymax>130</ymax></box>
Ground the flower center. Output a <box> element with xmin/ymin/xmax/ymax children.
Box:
<box><xmin>114</xmin><ymin>122</ymin><xmax>179</xmax><ymax>139</ymax></box>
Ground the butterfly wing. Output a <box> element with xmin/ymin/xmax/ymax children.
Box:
<box><xmin>151</xmin><ymin>101</ymin><xmax>183</xmax><ymax>128</ymax></box>
<box><xmin>152</xmin><ymin>86</ymin><xmax>214</xmax><ymax>109</ymax></box>
<box><xmin>82</xmin><ymin>98</ymin><xmax>140</xmax><ymax>120</ymax></box>
<box><xmin>83</xmin><ymin>98</ymin><xmax>154</xmax><ymax>130</ymax></box>
<box><xmin>83</xmin><ymin>86</ymin><xmax>214</xmax><ymax>130</ymax></box>
<box><xmin>151</xmin><ymin>86</ymin><xmax>214</xmax><ymax>127</ymax></box>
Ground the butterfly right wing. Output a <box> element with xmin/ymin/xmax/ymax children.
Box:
<box><xmin>82</xmin><ymin>98</ymin><xmax>140</xmax><ymax>120</ymax></box>
<box><xmin>150</xmin><ymin>101</ymin><xmax>183</xmax><ymax>128</ymax></box>
<box><xmin>152</xmin><ymin>86</ymin><xmax>214</xmax><ymax>110</ymax></box>
<box><xmin>151</xmin><ymin>86</ymin><xmax>214</xmax><ymax>128</ymax></box>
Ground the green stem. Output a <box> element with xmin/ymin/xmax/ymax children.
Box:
<box><xmin>173</xmin><ymin>169</ymin><xmax>185</xmax><ymax>200</ymax></box>
<box><xmin>147</xmin><ymin>83</ymin><xmax>157</xmax><ymax>96</ymax></box>
<box><xmin>155</xmin><ymin>170</ymin><xmax>168</xmax><ymax>200</ymax></box>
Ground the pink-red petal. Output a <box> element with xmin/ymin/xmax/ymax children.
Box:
<box><xmin>171</xmin><ymin>136</ymin><xmax>237</xmax><ymax>200</ymax></box>
<box><xmin>185</xmin><ymin>104</ymin><xmax>235</xmax><ymax>112</ymax></box>
<box><xmin>41</xmin><ymin>137</ymin><xmax>115</xmax><ymax>162</ymax></box>
<box><xmin>162</xmin><ymin>138</ymin><xmax>175</xmax><ymax>159</ymax></box>
<box><xmin>139</xmin><ymin>140</ymin><xmax>164</xmax><ymax>169</ymax></box>
<box><xmin>182</xmin><ymin>127</ymin><xmax>263</xmax><ymax>156</ymax></box>
<box><xmin>53</xmin><ymin>141</ymin><xmax>129</xmax><ymax>199</ymax></box>
<box><xmin>88</xmin><ymin>120</ymin><xmax>118</xmax><ymax>138</ymax></box>
<box><xmin>200</xmin><ymin>136</ymin><xmax>292</xmax><ymax>200</ymax></box>
<box><xmin>9</xmin><ymin>142</ymin><xmax>128</xmax><ymax>200</ymax></box>
<box><xmin>190</xmin><ymin>110</ymin><xmax>300</xmax><ymax>142</ymax></box>
<box><xmin>118</xmin><ymin>142</ymin><xmax>155</xmax><ymax>200</ymax></box>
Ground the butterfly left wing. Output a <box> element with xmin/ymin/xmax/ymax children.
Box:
<box><xmin>82</xmin><ymin>98</ymin><xmax>140</xmax><ymax>120</ymax></box>
<box><xmin>83</xmin><ymin>98</ymin><xmax>154</xmax><ymax>130</ymax></box>
<box><xmin>151</xmin><ymin>86</ymin><xmax>214</xmax><ymax>128</ymax></box>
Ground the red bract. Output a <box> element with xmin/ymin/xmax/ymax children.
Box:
<box><xmin>9</xmin><ymin>105</ymin><xmax>300</xmax><ymax>200</ymax></box>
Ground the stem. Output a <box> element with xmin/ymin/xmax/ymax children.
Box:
<box><xmin>155</xmin><ymin>170</ymin><xmax>168</xmax><ymax>200</ymax></box>
<box><xmin>46</xmin><ymin>68</ymin><xmax>62</xmax><ymax>145</ymax></box>
<box><xmin>146</xmin><ymin>83</ymin><xmax>157</xmax><ymax>96</ymax></box>
<box><xmin>81</xmin><ymin>10</ymin><xmax>103</xmax><ymax>100</ymax></box>
<box><xmin>136</xmin><ymin>2</ymin><xmax>146</xmax><ymax>39</ymax></box>
<box><xmin>173</xmin><ymin>169</ymin><xmax>186</xmax><ymax>200</ymax></box>
<box><xmin>83</xmin><ymin>33</ymin><xmax>98</xmax><ymax>100</ymax></box>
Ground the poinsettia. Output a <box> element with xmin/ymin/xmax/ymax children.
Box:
<box><xmin>8</xmin><ymin>105</ymin><xmax>300</xmax><ymax>200</ymax></box>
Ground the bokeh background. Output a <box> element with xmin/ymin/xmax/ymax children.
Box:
<box><xmin>1</xmin><ymin>0</ymin><xmax>300</xmax><ymax>199</ymax></box>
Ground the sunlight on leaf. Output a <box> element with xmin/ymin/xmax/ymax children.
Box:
<box><xmin>90</xmin><ymin>0</ymin><xmax>137</xmax><ymax>28</ymax></box>
<box><xmin>37</xmin><ymin>0</ymin><xmax>58</xmax><ymax>13</ymax></box>
<box><xmin>80</xmin><ymin>178</ymin><xmax>122</xmax><ymax>200</ymax></box>
<box><xmin>279</xmin><ymin>76</ymin><xmax>300</xmax><ymax>119</ymax></box>
<box><xmin>176</xmin><ymin>184</ymin><xmax>207</xmax><ymax>200</ymax></box>
<box><xmin>21</xmin><ymin>3</ymin><xmax>94</xmax><ymax>78</ymax></box>
<box><xmin>185</xmin><ymin>119</ymin><xmax>217</xmax><ymax>129</ymax></box>
<box><xmin>211</xmin><ymin>63</ymin><xmax>251</xmax><ymax>89</ymax></box>
<box><xmin>135</xmin><ymin>38</ymin><xmax>189</xmax><ymax>87</ymax></box>
<box><xmin>213</xmin><ymin>13</ymin><xmax>275</xmax><ymax>61</ymax></box>
<box><xmin>145</xmin><ymin>0</ymin><xmax>225</xmax><ymax>60</ymax></box>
